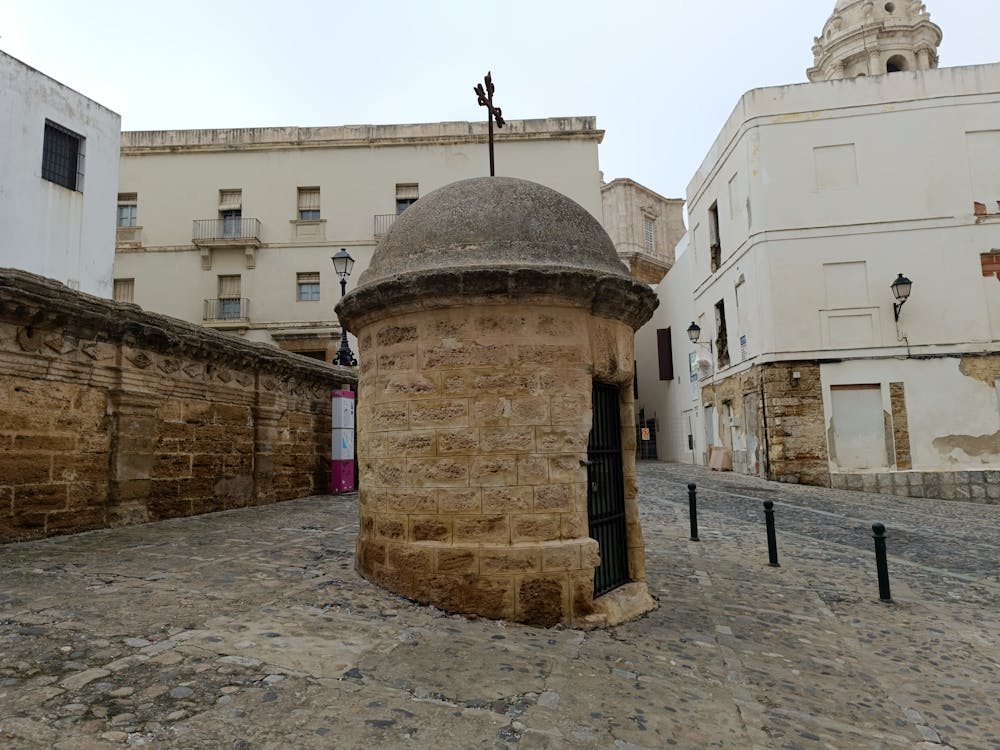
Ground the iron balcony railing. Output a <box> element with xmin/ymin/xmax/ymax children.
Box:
<box><xmin>192</xmin><ymin>218</ymin><xmax>262</xmax><ymax>243</ymax></box>
<box><xmin>203</xmin><ymin>298</ymin><xmax>250</xmax><ymax>322</ymax></box>
<box><xmin>373</xmin><ymin>213</ymin><xmax>397</xmax><ymax>236</ymax></box>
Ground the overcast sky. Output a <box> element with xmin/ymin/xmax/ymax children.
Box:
<box><xmin>1</xmin><ymin>1</ymin><xmax>997</xmax><ymax>200</ymax></box>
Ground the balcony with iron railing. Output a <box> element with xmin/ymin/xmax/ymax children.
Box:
<box><xmin>373</xmin><ymin>213</ymin><xmax>398</xmax><ymax>237</ymax></box>
<box><xmin>203</xmin><ymin>297</ymin><xmax>250</xmax><ymax>327</ymax></box>
<box><xmin>192</xmin><ymin>218</ymin><xmax>262</xmax><ymax>246</ymax></box>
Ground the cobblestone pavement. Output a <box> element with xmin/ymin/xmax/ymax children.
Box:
<box><xmin>1</xmin><ymin>463</ymin><xmax>997</xmax><ymax>749</ymax></box>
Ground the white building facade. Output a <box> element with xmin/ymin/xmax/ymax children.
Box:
<box><xmin>638</xmin><ymin>4</ymin><xmax>1000</xmax><ymax>500</ymax></box>
<box><xmin>113</xmin><ymin>118</ymin><xmax>604</xmax><ymax>361</ymax></box>
<box><xmin>0</xmin><ymin>51</ymin><xmax>121</xmax><ymax>297</ymax></box>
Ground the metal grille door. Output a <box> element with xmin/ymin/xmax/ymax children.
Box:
<box><xmin>587</xmin><ymin>382</ymin><xmax>630</xmax><ymax>596</ymax></box>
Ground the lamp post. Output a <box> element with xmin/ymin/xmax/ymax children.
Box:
<box><xmin>687</xmin><ymin>321</ymin><xmax>701</xmax><ymax>344</ymax></box>
<box><xmin>332</xmin><ymin>249</ymin><xmax>357</xmax><ymax>367</ymax></box>
<box><xmin>891</xmin><ymin>273</ymin><xmax>913</xmax><ymax>321</ymax></box>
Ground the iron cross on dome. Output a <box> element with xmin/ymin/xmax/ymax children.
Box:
<box><xmin>474</xmin><ymin>71</ymin><xmax>505</xmax><ymax>177</ymax></box>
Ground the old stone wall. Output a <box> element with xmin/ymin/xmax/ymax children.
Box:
<box><xmin>760</xmin><ymin>362</ymin><xmax>829</xmax><ymax>486</ymax></box>
<box><xmin>705</xmin><ymin>362</ymin><xmax>830</xmax><ymax>487</ymax></box>
<box><xmin>354</xmin><ymin>302</ymin><xmax>642</xmax><ymax>626</ymax></box>
<box><xmin>0</xmin><ymin>269</ymin><xmax>355</xmax><ymax>543</ymax></box>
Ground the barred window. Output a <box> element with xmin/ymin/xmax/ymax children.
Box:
<box><xmin>297</xmin><ymin>272</ymin><xmax>320</xmax><ymax>301</ymax></box>
<box><xmin>298</xmin><ymin>187</ymin><xmax>320</xmax><ymax>220</ymax></box>
<box><xmin>643</xmin><ymin>216</ymin><xmax>655</xmax><ymax>252</ymax></box>
<box><xmin>42</xmin><ymin>120</ymin><xmax>84</xmax><ymax>191</ymax></box>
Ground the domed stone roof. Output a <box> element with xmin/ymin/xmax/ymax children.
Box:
<box><xmin>357</xmin><ymin>177</ymin><xmax>631</xmax><ymax>286</ymax></box>
<box><xmin>337</xmin><ymin>176</ymin><xmax>657</xmax><ymax>331</ymax></box>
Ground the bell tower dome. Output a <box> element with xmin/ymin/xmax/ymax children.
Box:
<box><xmin>808</xmin><ymin>1</ymin><xmax>942</xmax><ymax>82</ymax></box>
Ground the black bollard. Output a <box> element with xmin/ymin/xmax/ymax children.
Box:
<box><xmin>687</xmin><ymin>482</ymin><xmax>700</xmax><ymax>541</ymax></box>
<box><xmin>872</xmin><ymin>523</ymin><xmax>892</xmax><ymax>601</ymax></box>
<box><xmin>763</xmin><ymin>500</ymin><xmax>779</xmax><ymax>567</ymax></box>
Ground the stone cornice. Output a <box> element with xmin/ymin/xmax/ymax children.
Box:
<box><xmin>121</xmin><ymin>118</ymin><xmax>604</xmax><ymax>155</ymax></box>
<box><xmin>335</xmin><ymin>267</ymin><xmax>659</xmax><ymax>333</ymax></box>
<box><xmin>601</xmin><ymin>178</ymin><xmax>684</xmax><ymax>206</ymax></box>
<box><xmin>0</xmin><ymin>268</ymin><xmax>355</xmax><ymax>384</ymax></box>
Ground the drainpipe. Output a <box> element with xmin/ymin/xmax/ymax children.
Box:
<box><xmin>759</xmin><ymin>373</ymin><xmax>772</xmax><ymax>480</ymax></box>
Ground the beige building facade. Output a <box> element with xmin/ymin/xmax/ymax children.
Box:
<box><xmin>600</xmin><ymin>178</ymin><xmax>685</xmax><ymax>284</ymax></box>
<box><xmin>113</xmin><ymin>119</ymin><xmax>604</xmax><ymax>362</ymax></box>
<box><xmin>637</xmin><ymin>3</ymin><xmax>1000</xmax><ymax>500</ymax></box>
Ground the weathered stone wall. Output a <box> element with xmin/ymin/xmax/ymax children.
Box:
<box><xmin>705</xmin><ymin>362</ymin><xmax>830</xmax><ymax>487</ymax></box>
<box><xmin>0</xmin><ymin>269</ymin><xmax>355</xmax><ymax>543</ymax></box>
<box><xmin>761</xmin><ymin>362</ymin><xmax>829</xmax><ymax>486</ymax></box>
<box><xmin>355</xmin><ymin>303</ymin><xmax>642</xmax><ymax>626</ymax></box>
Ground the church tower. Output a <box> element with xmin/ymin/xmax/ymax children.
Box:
<box><xmin>808</xmin><ymin>1</ymin><xmax>942</xmax><ymax>82</ymax></box>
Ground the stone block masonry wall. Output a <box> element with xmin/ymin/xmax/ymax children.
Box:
<box><xmin>0</xmin><ymin>269</ymin><xmax>355</xmax><ymax>543</ymax></box>
<box><xmin>355</xmin><ymin>303</ymin><xmax>642</xmax><ymax>626</ymax></box>
<box><xmin>760</xmin><ymin>362</ymin><xmax>829</xmax><ymax>486</ymax></box>
<box><xmin>701</xmin><ymin>362</ymin><xmax>830</xmax><ymax>486</ymax></box>
<box><xmin>831</xmin><ymin>470</ymin><xmax>1000</xmax><ymax>503</ymax></box>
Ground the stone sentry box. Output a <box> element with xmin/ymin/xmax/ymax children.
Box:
<box><xmin>336</xmin><ymin>177</ymin><xmax>658</xmax><ymax>627</ymax></box>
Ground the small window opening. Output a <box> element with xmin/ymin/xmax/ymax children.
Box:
<box><xmin>656</xmin><ymin>328</ymin><xmax>674</xmax><ymax>381</ymax></box>
<box><xmin>715</xmin><ymin>299</ymin><xmax>730</xmax><ymax>369</ymax></box>
<box><xmin>708</xmin><ymin>201</ymin><xmax>722</xmax><ymax>272</ymax></box>
<box><xmin>297</xmin><ymin>272</ymin><xmax>321</xmax><ymax>301</ymax></box>
<box><xmin>117</xmin><ymin>193</ymin><xmax>137</xmax><ymax>227</ymax></box>
<box><xmin>113</xmin><ymin>278</ymin><xmax>134</xmax><ymax>303</ymax></box>
<box><xmin>886</xmin><ymin>55</ymin><xmax>907</xmax><ymax>74</ymax></box>
<box><xmin>42</xmin><ymin>120</ymin><xmax>85</xmax><ymax>191</ymax></box>
<box><xmin>395</xmin><ymin>183</ymin><xmax>419</xmax><ymax>214</ymax></box>
<box><xmin>297</xmin><ymin>187</ymin><xmax>320</xmax><ymax>220</ymax></box>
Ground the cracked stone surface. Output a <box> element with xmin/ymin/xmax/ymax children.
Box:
<box><xmin>1</xmin><ymin>462</ymin><xmax>997</xmax><ymax>749</ymax></box>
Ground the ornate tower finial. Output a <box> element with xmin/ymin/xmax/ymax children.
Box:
<box><xmin>807</xmin><ymin>0</ymin><xmax>942</xmax><ymax>82</ymax></box>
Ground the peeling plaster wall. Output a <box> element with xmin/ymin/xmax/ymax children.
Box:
<box><xmin>821</xmin><ymin>357</ymin><xmax>1000</xmax><ymax>472</ymax></box>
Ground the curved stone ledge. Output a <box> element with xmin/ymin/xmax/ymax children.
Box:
<box><xmin>337</xmin><ymin>266</ymin><xmax>658</xmax><ymax>333</ymax></box>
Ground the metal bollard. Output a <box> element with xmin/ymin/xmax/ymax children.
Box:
<box><xmin>763</xmin><ymin>500</ymin><xmax>779</xmax><ymax>567</ymax></box>
<box><xmin>872</xmin><ymin>523</ymin><xmax>892</xmax><ymax>601</ymax></box>
<box><xmin>687</xmin><ymin>482</ymin><xmax>700</xmax><ymax>541</ymax></box>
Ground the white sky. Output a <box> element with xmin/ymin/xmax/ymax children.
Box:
<box><xmin>1</xmin><ymin>1</ymin><xmax>996</xmax><ymax>200</ymax></box>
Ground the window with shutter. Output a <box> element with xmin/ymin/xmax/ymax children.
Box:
<box><xmin>656</xmin><ymin>328</ymin><xmax>674</xmax><ymax>381</ymax></box>
<box><xmin>113</xmin><ymin>278</ymin><xmax>134</xmax><ymax>303</ymax></box>
<box><xmin>297</xmin><ymin>187</ymin><xmax>320</xmax><ymax>220</ymax></box>
<box><xmin>395</xmin><ymin>183</ymin><xmax>419</xmax><ymax>214</ymax></box>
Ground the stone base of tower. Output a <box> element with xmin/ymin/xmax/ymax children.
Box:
<box><xmin>356</xmin><ymin>537</ymin><xmax>657</xmax><ymax>628</ymax></box>
<box><xmin>357</xmin><ymin>538</ymin><xmax>607</xmax><ymax>627</ymax></box>
<box><xmin>338</xmin><ymin>177</ymin><xmax>660</xmax><ymax>631</ymax></box>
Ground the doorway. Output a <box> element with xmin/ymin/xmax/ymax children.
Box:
<box><xmin>587</xmin><ymin>382</ymin><xmax>629</xmax><ymax>597</ymax></box>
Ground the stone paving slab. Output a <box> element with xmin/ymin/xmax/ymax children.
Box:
<box><xmin>0</xmin><ymin>462</ymin><xmax>998</xmax><ymax>749</ymax></box>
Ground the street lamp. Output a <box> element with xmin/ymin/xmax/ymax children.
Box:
<box><xmin>686</xmin><ymin>322</ymin><xmax>701</xmax><ymax>344</ymax></box>
<box><xmin>890</xmin><ymin>273</ymin><xmax>913</xmax><ymax>321</ymax></box>
<box><xmin>332</xmin><ymin>249</ymin><xmax>357</xmax><ymax>366</ymax></box>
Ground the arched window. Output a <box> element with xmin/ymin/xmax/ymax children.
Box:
<box><xmin>886</xmin><ymin>55</ymin><xmax>908</xmax><ymax>73</ymax></box>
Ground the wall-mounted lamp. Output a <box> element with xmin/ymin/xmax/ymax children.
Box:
<box><xmin>332</xmin><ymin>249</ymin><xmax>358</xmax><ymax>367</ymax></box>
<box><xmin>686</xmin><ymin>321</ymin><xmax>702</xmax><ymax>344</ymax></box>
<box><xmin>890</xmin><ymin>273</ymin><xmax>913</xmax><ymax>322</ymax></box>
